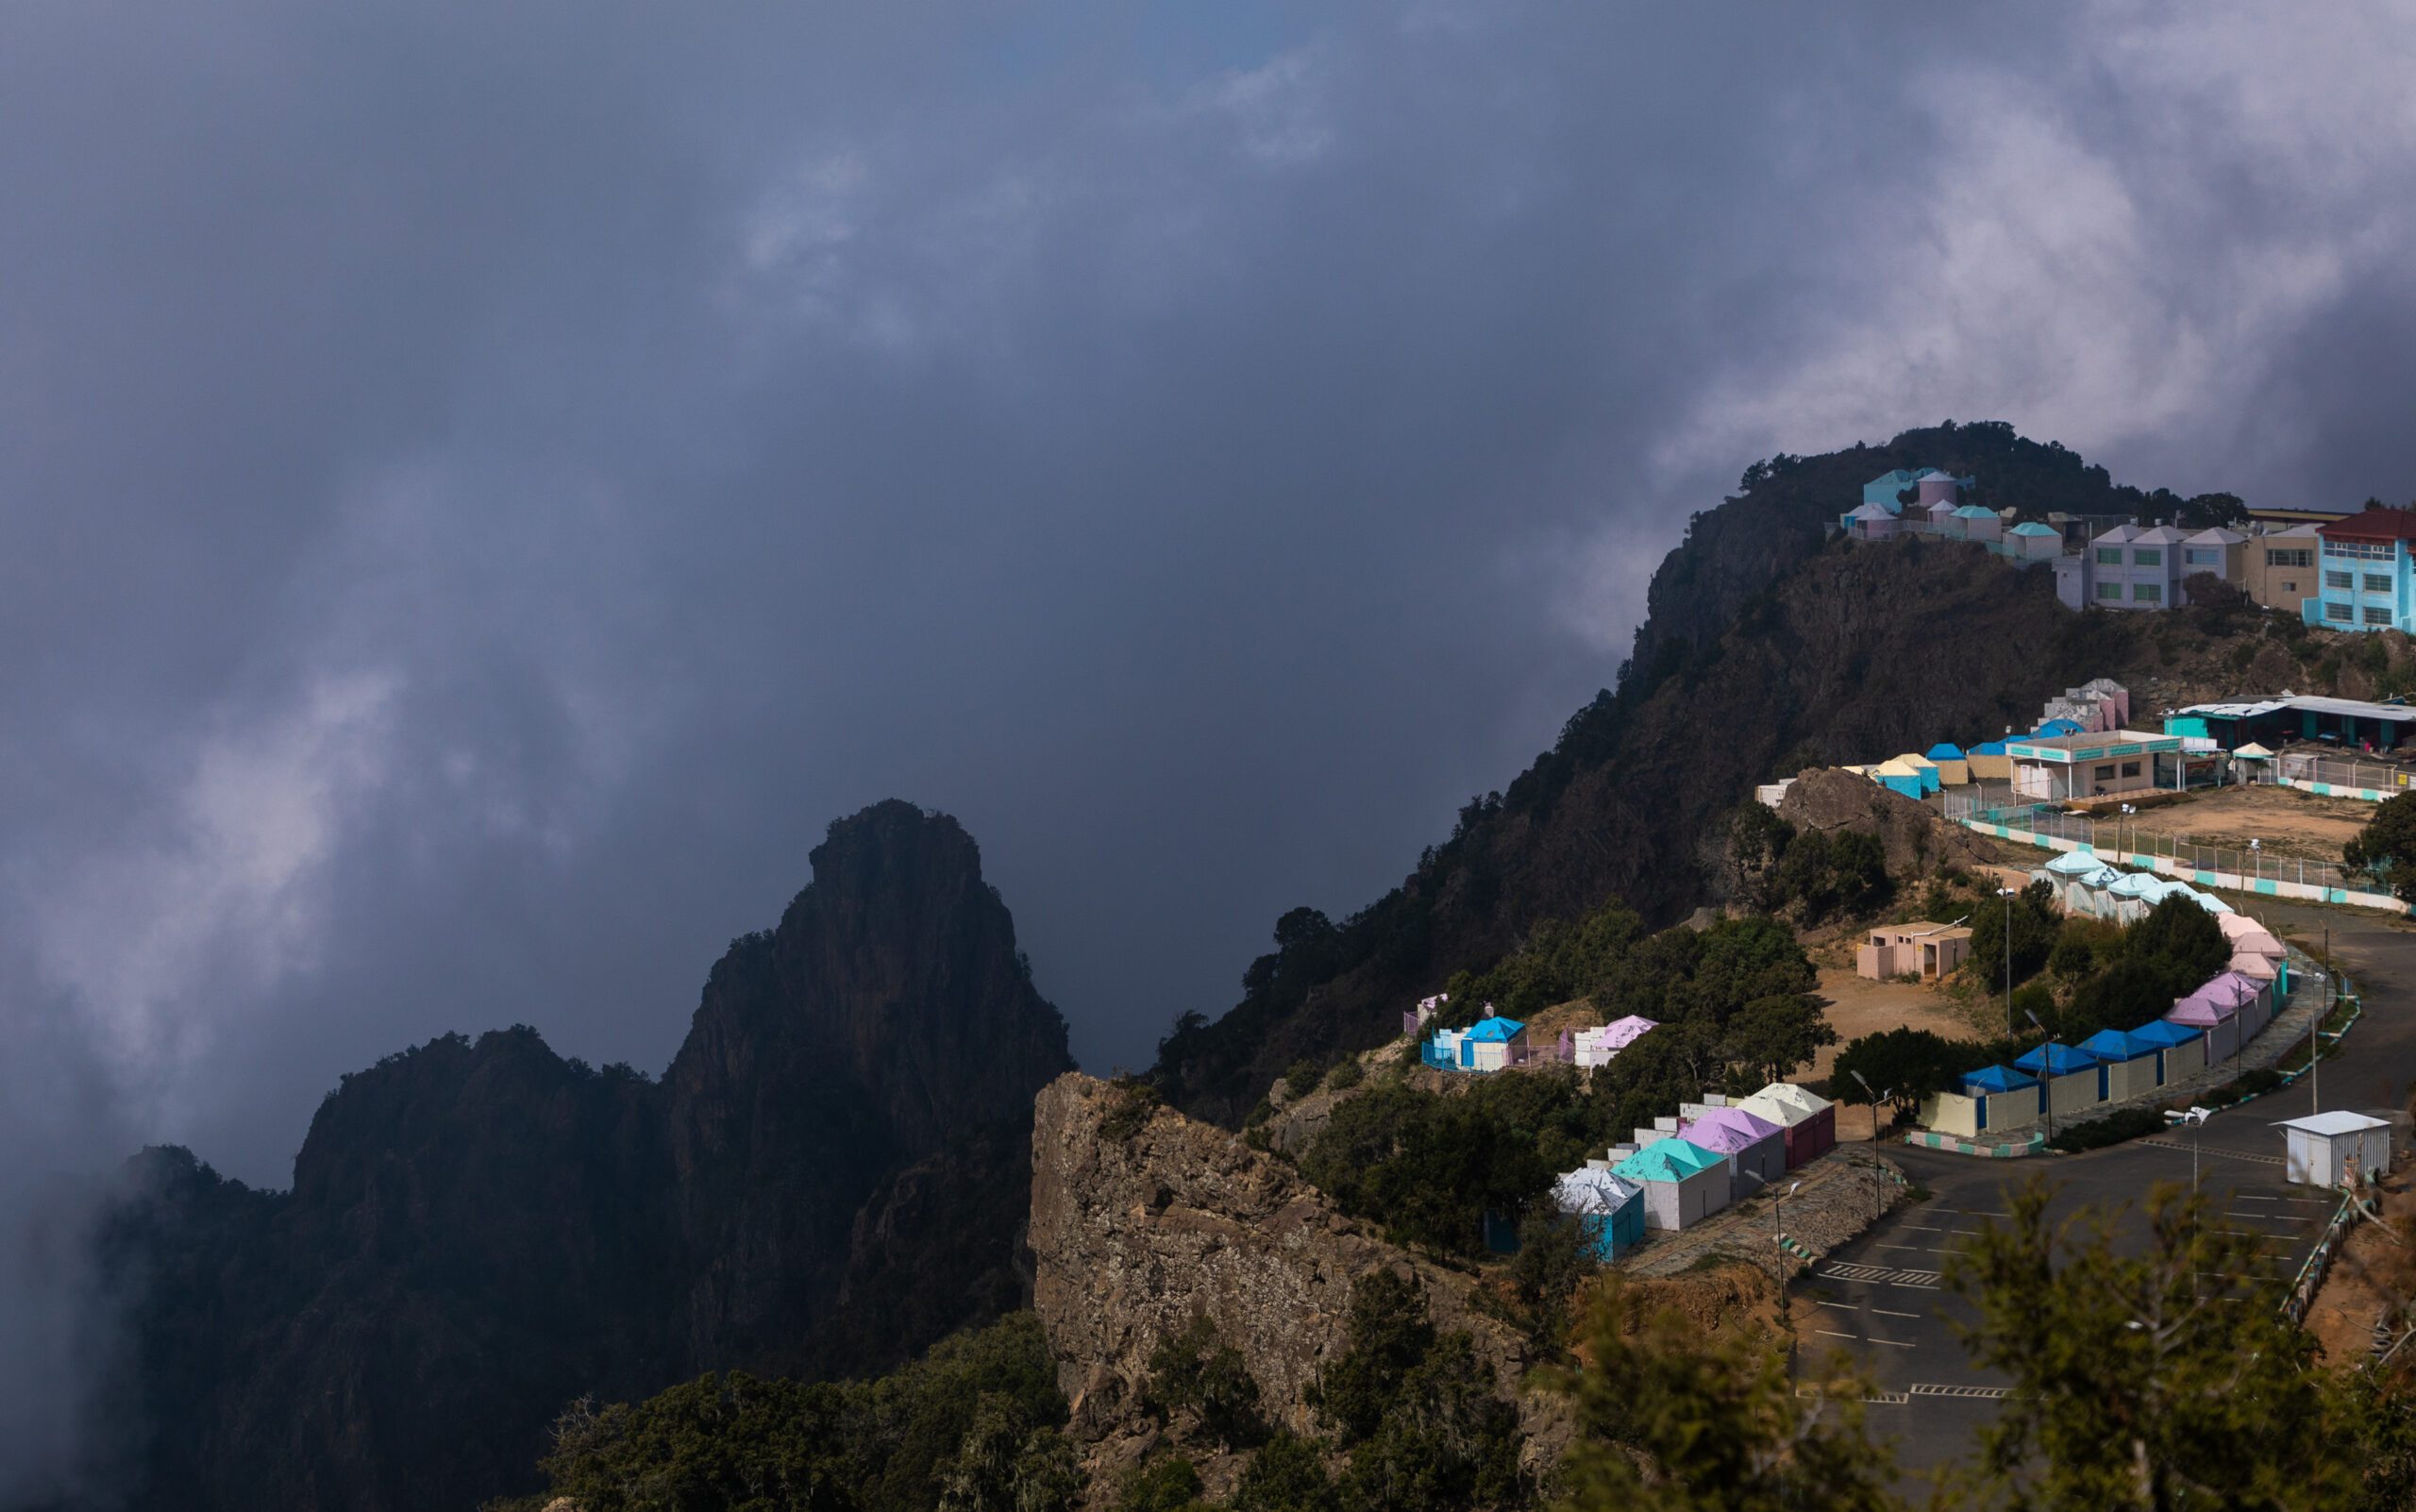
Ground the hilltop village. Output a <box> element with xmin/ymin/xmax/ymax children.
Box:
<box><xmin>1375</xmin><ymin>467</ymin><xmax>2414</xmax><ymax>1278</ymax></box>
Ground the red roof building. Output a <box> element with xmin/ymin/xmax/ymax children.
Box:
<box><xmin>2311</xmin><ymin>508</ymin><xmax>2416</xmax><ymax>633</ymax></box>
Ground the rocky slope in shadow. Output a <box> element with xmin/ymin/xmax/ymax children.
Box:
<box><xmin>89</xmin><ymin>799</ymin><xmax>1073</xmax><ymax>1512</ymax></box>
<box><xmin>1028</xmin><ymin>1072</ymin><xmax>1571</xmax><ymax>1490</ymax></box>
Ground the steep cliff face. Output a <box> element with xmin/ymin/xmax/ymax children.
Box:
<box><xmin>93</xmin><ymin>801</ymin><xmax>1072</xmax><ymax>1512</ymax></box>
<box><xmin>665</xmin><ymin>800</ymin><xmax>1071</xmax><ymax>1375</ymax></box>
<box><xmin>1028</xmin><ymin>1073</ymin><xmax>1568</xmax><ymax>1482</ymax></box>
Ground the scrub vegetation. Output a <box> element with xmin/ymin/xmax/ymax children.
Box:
<box><xmin>1297</xmin><ymin>901</ymin><xmax>1831</xmax><ymax>1259</ymax></box>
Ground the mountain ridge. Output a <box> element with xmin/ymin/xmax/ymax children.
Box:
<box><xmin>90</xmin><ymin>798</ymin><xmax>1073</xmax><ymax>1512</ymax></box>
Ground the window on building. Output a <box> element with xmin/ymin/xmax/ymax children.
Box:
<box><xmin>2186</xmin><ymin>548</ymin><xmax>2219</xmax><ymax>565</ymax></box>
<box><xmin>2368</xmin><ymin>574</ymin><xmax>2394</xmax><ymax>594</ymax></box>
<box><xmin>2093</xmin><ymin>764</ymin><xmax>2116</xmax><ymax>781</ymax></box>
<box><xmin>2281</xmin><ymin>580</ymin><xmax>2299</xmax><ymax>593</ymax></box>
<box><xmin>2267</xmin><ymin>548</ymin><xmax>2312</xmax><ymax>568</ymax></box>
<box><xmin>2121</xmin><ymin>761</ymin><xmax>2141</xmax><ymax>778</ymax></box>
<box><xmin>2368</xmin><ymin>607</ymin><xmax>2393</xmax><ymax>627</ymax></box>
<box><xmin>2328</xmin><ymin>570</ymin><xmax>2355</xmax><ymax>589</ymax></box>
<box><xmin>2134</xmin><ymin>583</ymin><xmax>2162</xmax><ymax>603</ymax></box>
<box><xmin>2133</xmin><ymin>548</ymin><xmax>2161</xmax><ymax>566</ymax></box>
<box><xmin>2096</xmin><ymin>547</ymin><xmax>2122</xmax><ymax>565</ymax></box>
<box><xmin>2326</xmin><ymin>539</ymin><xmax>2393</xmax><ymax>561</ymax></box>
<box><xmin>2327</xmin><ymin>601</ymin><xmax>2355</xmax><ymax>622</ymax></box>
<box><xmin>2095</xmin><ymin>581</ymin><xmax>2122</xmax><ymax>601</ymax></box>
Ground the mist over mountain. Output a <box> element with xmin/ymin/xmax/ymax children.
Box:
<box><xmin>83</xmin><ymin>802</ymin><xmax>1069</xmax><ymax>1512</ymax></box>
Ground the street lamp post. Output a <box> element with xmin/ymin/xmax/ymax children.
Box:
<box><xmin>1849</xmin><ymin>1070</ymin><xmax>1892</xmax><ymax>1220</ymax></box>
<box><xmin>2024</xmin><ymin>1008</ymin><xmax>2057</xmax><ymax>1141</ymax></box>
<box><xmin>2163</xmin><ymin>1106</ymin><xmax>2213</xmax><ymax>1299</ymax></box>
<box><xmin>1774</xmin><ymin>1180</ymin><xmax>1803</xmax><ymax>1328</ymax></box>
<box><xmin>1998</xmin><ymin>884</ymin><xmax>2021</xmax><ymax>1033</ymax></box>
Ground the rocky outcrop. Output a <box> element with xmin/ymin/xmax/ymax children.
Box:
<box><xmin>1770</xmin><ymin>765</ymin><xmax>1999</xmax><ymax>879</ymax></box>
<box><xmin>1028</xmin><ymin>1073</ymin><xmax>1569</xmax><ymax>1479</ymax></box>
<box><xmin>94</xmin><ymin>801</ymin><xmax>1073</xmax><ymax>1512</ymax></box>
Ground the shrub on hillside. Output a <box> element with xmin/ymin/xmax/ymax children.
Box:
<box><xmin>2047</xmin><ymin>1104</ymin><xmax>2167</xmax><ymax>1152</ymax></box>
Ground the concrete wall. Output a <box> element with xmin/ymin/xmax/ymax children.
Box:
<box><xmin>2158</xmin><ymin>1037</ymin><xmax>2207</xmax><ymax>1084</ymax></box>
<box><xmin>2097</xmin><ymin>1054</ymin><xmax>2164</xmax><ymax>1102</ymax></box>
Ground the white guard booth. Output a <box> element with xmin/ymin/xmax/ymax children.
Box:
<box><xmin>2278</xmin><ymin>1111</ymin><xmax>2392</xmax><ymax>1188</ymax></box>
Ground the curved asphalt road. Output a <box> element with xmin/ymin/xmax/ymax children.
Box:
<box><xmin>1793</xmin><ymin>899</ymin><xmax>2416</xmax><ymax>1472</ymax></box>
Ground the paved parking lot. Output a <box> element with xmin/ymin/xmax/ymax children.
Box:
<box><xmin>1790</xmin><ymin>898</ymin><xmax>2416</xmax><ymax>1470</ymax></box>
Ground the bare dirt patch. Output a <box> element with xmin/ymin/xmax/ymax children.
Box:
<box><xmin>2306</xmin><ymin>1168</ymin><xmax>2416</xmax><ymax>1367</ymax></box>
<box><xmin>2114</xmin><ymin>785</ymin><xmax>2374</xmax><ymax>865</ymax></box>
<box><xmin>1811</xmin><ymin>966</ymin><xmax>1992</xmax><ymax>1138</ymax></box>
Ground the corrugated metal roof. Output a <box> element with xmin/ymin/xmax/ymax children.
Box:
<box><xmin>2278</xmin><ymin>1111</ymin><xmax>2391</xmax><ymax>1135</ymax></box>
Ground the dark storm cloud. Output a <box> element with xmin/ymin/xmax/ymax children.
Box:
<box><xmin>3</xmin><ymin>2</ymin><xmax>2416</xmax><ymax>1488</ymax></box>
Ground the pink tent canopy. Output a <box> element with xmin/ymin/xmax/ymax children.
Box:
<box><xmin>2215</xmin><ymin>913</ymin><xmax>2260</xmax><ymax>938</ymax></box>
<box><xmin>2165</xmin><ymin>994</ymin><xmax>2240</xmax><ymax>1028</ymax></box>
<box><xmin>2228</xmin><ymin>951</ymin><xmax>2279</xmax><ymax>981</ymax></box>
<box><xmin>1676</xmin><ymin>1106</ymin><xmax>1784</xmax><ymax>1153</ymax></box>
<box><xmin>1601</xmin><ymin>1015</ymin><xmax>1659</xmax><ymax>1050</ymax></box>
<box><xmin>2175</xmin><ymin>974</ymin><xmax>2257</xmax><ymax>1017</ymax></box>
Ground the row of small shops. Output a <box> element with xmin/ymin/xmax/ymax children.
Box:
<box><xmin>1550</xmin><ymin>1084</ymin><xmax>1838</xmax><ymax>1258</ymax></box>
<box><xmin>1920</xmin><ymin>943</ymin><xmax>2287</xmax><ymax>1139</ymax></box>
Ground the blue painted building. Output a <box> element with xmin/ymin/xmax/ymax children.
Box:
<box><xmin>2306</xmin><ymin>506</ymin><xmax>2416</xmax><ymax>633</ymax></box>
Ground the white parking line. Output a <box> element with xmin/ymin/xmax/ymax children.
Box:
<box><xmin>1816</xmin><ymin>1329</ymin><xmax>1858</xmax><ymax>1341</ymax></box>
<box><xmin>1871</xmin><ymin>1307</ymin><xmax>1922</xmax><ymax>1319</ymax></box>
<box><xmin>1869</xmin><ymin>1337</ymin><xmax>1916</xmax><ymax>1349</ymax></box>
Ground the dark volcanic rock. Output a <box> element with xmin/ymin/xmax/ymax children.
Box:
<box><xmin>93</xmin><ymin>801</ymin><xmax>1072</xmax><ymax>1512</ymax></box>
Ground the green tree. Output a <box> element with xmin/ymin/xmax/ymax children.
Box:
<box><xmin>1335</xmin><ymin>1332</ymin><xmax>1524</xmax><ymax>1512</ymax></box>
<box><xmin>1145</xmin><ymin>1313</ymin><xmax>1267</xmax><ymax>1450</ymax></box>
<box><xmin>1945</xmin><ymin>1181</ymin><xmax>2352</xmax><ymax>1511</ymax></box>
<box><xmin>2125</xmin><ymin>896</ymin><xmax>2229</xmax><ymax>990</ymax></box>
<box><xmin>1719</xmin><ymin>992</ymin><xmax>1837</xmax><ymax>1086</ymax></box>
<box><xmin>2347</xmin><ymin>792</ymin><xmax>2416</xmax><ymax>901</ymax></box>
<box><xmin>1311</xmin><ymin>1270</ymin><xmax>1436</xmax><ymax>1444</ymax></box>
<box><xmin>1829</xmin><ymin>1028</ymin><xmax>1964</xmax><ymax>1117</ymax></box>
<box><xmin>1969</xmin><ymin>881</ymin><xmax>2057</xmax><ymax>995</ymax></box>
<box><xmin>1115</xmin><ymin>1453</ymin><xmax>1212</xmax><ymax>1512</ymax></box>
<box><xmin>1502</xmin><ymin>1209</ymin><xmax>1602</xmax><ymax>1358</ymax></box>
<box><xmin>1551</xmin><ymin>1283</ymin><xmax>1906</xmax><ymax>1512</ymax></box>
<box><xmin>1232</xmin><ymin>1431</ymin><xmax>1339</xmax><ymax>1512</ymax></box>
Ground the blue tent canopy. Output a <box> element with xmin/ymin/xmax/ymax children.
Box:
<box><xmin>2014</xmin><ymin>1043</ymin><xmax>2097</xmax><ymax>1076</ymax></box>
<box><xmin>2130</xmin><ymin>1019</ymin><xmax>2204</xmax><ymax>1050</ymax></box>
<box><xmin>1961</xmin><ymin>1064</ymin><xmax>2039</xmax><ymax>1094</ymax></box>
<box><xmin>2033</xmin><ymin>718</ymin><xmax>2084</xmax><ymax>737</ymax></box>
<box><xmin>1466</xmin><ymin>1016</ymin><xmax>1526</xmax><ymax>1043</ymax></box>
<box><xmin>2077</xmin><ymin>1028</ymin><xmax>2159</xmax><ymax>1063</ymax></box>
<box><xmin>1925</xmin><ymin>742</ymin><xmax>1967</xmax><ymax>761</ymax></box>
<box><xmin>1970</xmin><ymin>740</ymin><xmax>2008</xmax><ymax>755</ymax></box>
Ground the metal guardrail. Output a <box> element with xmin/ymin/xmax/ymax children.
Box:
<box><xmin>2282</xmin><ymin>1190</ymin><xmax>2362</xmax><ymax>1325</ymax></box>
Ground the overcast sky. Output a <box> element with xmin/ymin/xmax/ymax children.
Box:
<box><xmin>4</xmin><ymin>9</ymin><xmax>2416</xmax><ymax>1456</ymax></box>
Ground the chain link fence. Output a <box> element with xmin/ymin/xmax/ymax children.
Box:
<box><xmin>1947</xmin><ymin>798</ymin><xmax>2368</xmax><ymax>895</ymax></box>
<box><xmin>2272</xmin><ymin>752</ymin><xmax>2416</xmax><ymax>795</ymax></box>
